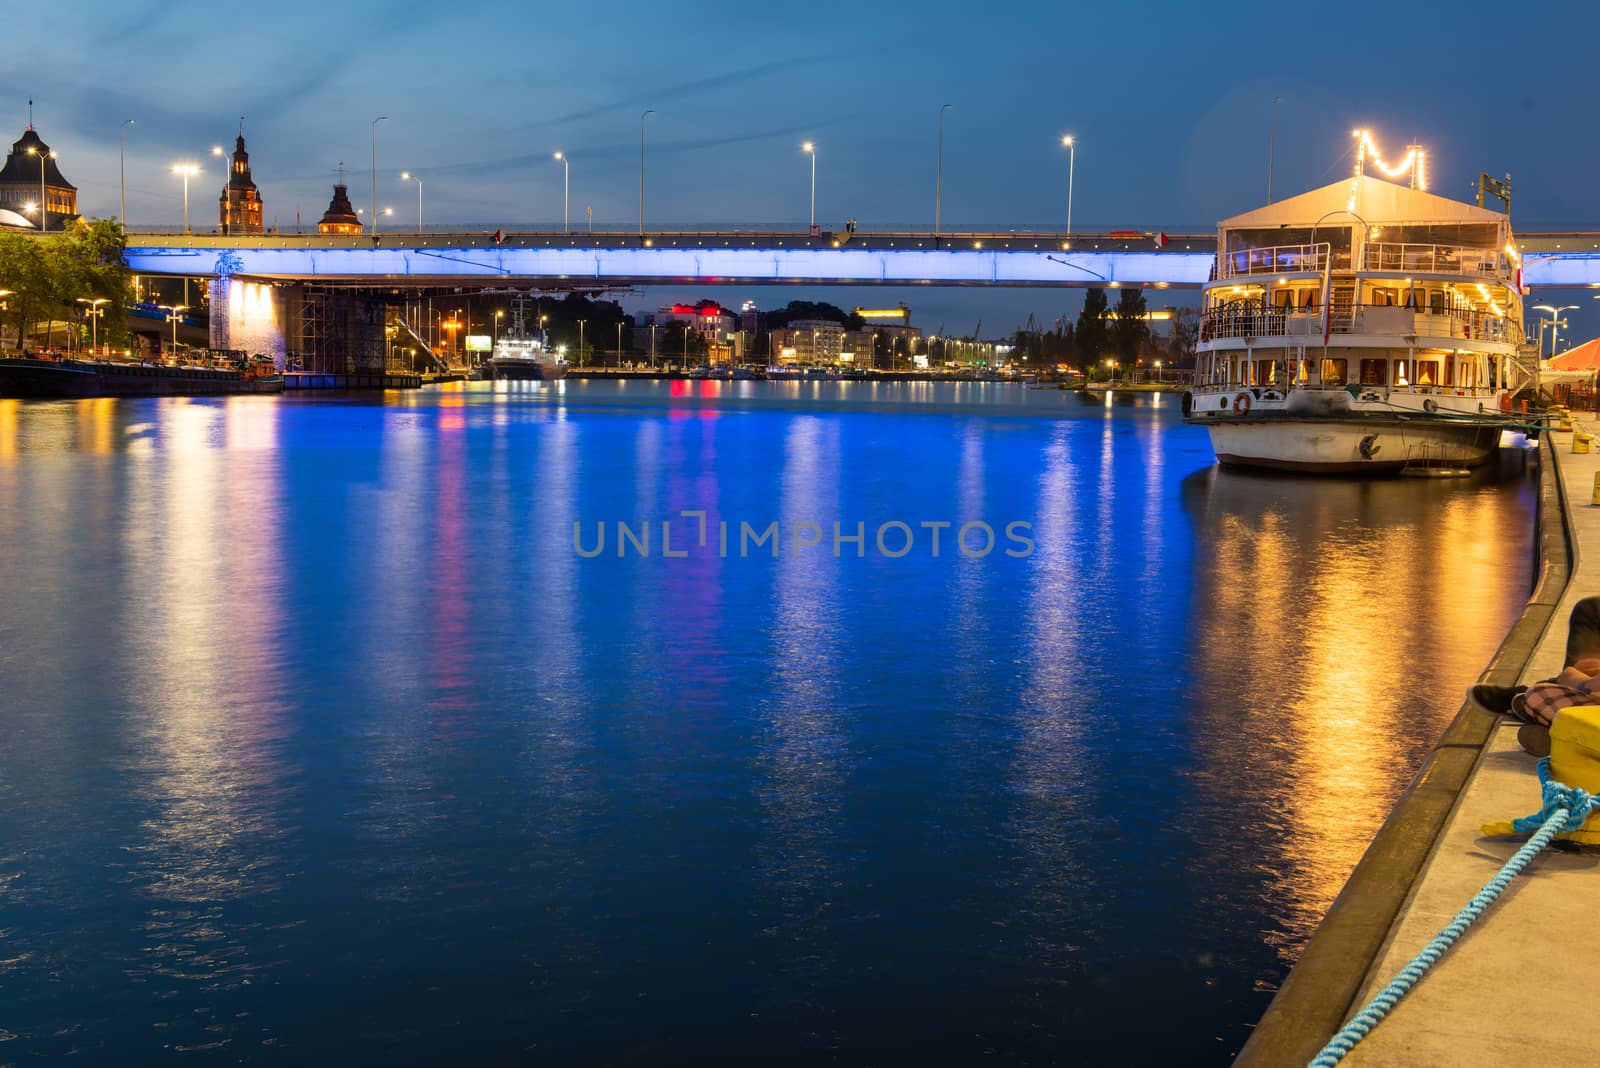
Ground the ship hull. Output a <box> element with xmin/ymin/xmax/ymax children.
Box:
<box><xmin>1194</xmin><ymin>414</ymin><xmax>1504</xmax><ymax>474</ymax></box>
<box><xmin>488</xmin><ymin>359</ymin><xmax>567</xmax><ymax>381</ymax></box>
<box><xmin>0</xmin><ymin>358</ymin><xmax>283</xmax><ymax>398</ymax></box>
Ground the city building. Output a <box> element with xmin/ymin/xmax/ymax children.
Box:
<box><xmin>317</xmin><ymin>179</ymin><xmax>362</xmax><ymax>235</ymax></box>
<box><xmin>739</xmin><ymin>300</ymin><xmax>761</xmax><ymax>335</ymax></box>
<box><xmin>218</xmin><ymin>122</ymin><xmax>264</xmax><ymax>235</ymax></box>
<box><xmin>0</xmin><ymin>122</ymin><xmax>77</xmax><ymax>230</ymax></box>
<box><xmin>655</xmin><ymin>301</ymin><xmax>737</xmax><ymax>342</ymax></box>
<box><xmin>772</xmin><ymin>319</ymin><xmax>845</xmax><ymax>364</ymax></box>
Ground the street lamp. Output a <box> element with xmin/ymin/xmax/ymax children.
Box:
<box><xmin>119</xmin><ymin>119</ymin><xmax>135</xmax><ymax>228</ymax></box>
<box><xmin>640</xmin><ymin>109</ymin><xmax>655</xmax><ymax>236</ymax></box>
<box><xmin>1533</xmin><ymin>304</ymin><xmax>1578</xmax><ymax>356</ymax></box>
<box><xmin>617</xmin><ymin>321</ymin><xmax>625</xmax><ymax>367</ymax></box>
<box><xmin>77</xmin><ymin>297</ymin><xmax>109</xmax><ymax>355</ymax></box>
<box><xmin>160</xmin><ymin>304</ymin><xmax>187</xmax><ymax>355</ymax></box>
<box><xmin>802</xmin><ymin>142</ymin><xmax>816</xmax><ymax>231</ymax></box>
<box><xmin>171</xmin><ymin>163</ymin><xmax>200</xmax><ymax>233</ymax></box>
<box><xmin>25</xmin><ymin>145</ymin><xmax>55</xmax><ymax>233</ymax></box>
<box><xmin>553</xmin><ymin>152</ymin><xmax>569</xmax><ymax>233</ymax></box>
<box><xmin>1060</xmin><ymin>135</ymin><xmax>1076</xmax><ymax>236</ymax></box>
<box><xmin>371</xmin><ymin>116</ymin><xmax>388</xmax><ymax>235</ymax></box>
<box><xmin>935</xmin><ymin>103</ymin><xmax>952</xmax><ymax>236</ymax></box>
<box><xmin>576</xmin><ymin>318</ymin><xmax>586</xmax><ymax>366</ymax></box>
<box><xmin>493</xmin><ymin>309</ymin><xmax>504</xmax><ymax>348</ymax></box>
<box><xmin>400</xmin><ymin>171</ymin><xmax>423</xmax><ymax>230</ymax></box>
<box><xmin>1154</xmin><ymin>359</ymin><xmax>1163</xmax><ymax>384</ymax></box>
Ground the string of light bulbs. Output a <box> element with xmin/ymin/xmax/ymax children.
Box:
<box><xmin>1351</xmin><ymin>129</ymin><xmax>1428</xmax><ymax>190</ymax></box>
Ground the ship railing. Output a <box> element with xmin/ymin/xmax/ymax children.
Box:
<box><xmin>1362</xmin><ymin>242</ymin><xmax>1503</xmax><ymax>276</ymax></box>
<box><xmin>1215</xmin><ymin>242</ymin><xmax>1333</xmax><ymax>279</ymax></box>
<box><xmin>1199</xmin><ymin>303</ymin><xmax>1522</xmax><ymax>343</ymax></box>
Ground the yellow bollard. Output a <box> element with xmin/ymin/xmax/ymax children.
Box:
<box><xmin>1576</xmin><ymin>432</ymin><xmax>1595</xmax><ymax>455</ymax></box>
<box><xmin>1561</xmin><ymin>418</ymin><xmax>1577</xmax><ymax>433</ymax></box>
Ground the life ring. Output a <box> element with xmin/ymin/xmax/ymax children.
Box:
<box><xmin>1233</xmin><ymin>391</ymin><xmax>1253</xmax><ymax>416</ymax></box>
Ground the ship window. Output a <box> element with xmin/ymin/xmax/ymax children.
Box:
<box><xmin>1302</xmin><ymin>289</ymin><xmax>1318</xmax><ymax>310</ymax></box>
<box><xmin>1415</xmin><ymin>360</ymin><xmax>1440</xmax><ymax>386</ymax></box>
<box><xmin>1359</xmin><ymin>359</ymin><xmax>1387</xmax><ymax>385</ymax></box>
<box><xmin>1372</xmin><ymin>288</ymin><xmax>1394</xmax><ymax>307</ymax></box>
<box><xmin>1320</xmin><ymin>358</ymin><xmax>1347</xmax><ymax>386</ymax></box>
<box><xmin>1256</xmin><ymin>359</ymin><xmax>1277</xmax><ymax>385</ymax></box>
<box><xmin>1430</xmin><ymin>291</ymin><xmax>1447</xmax><ymax>313</ymax></box>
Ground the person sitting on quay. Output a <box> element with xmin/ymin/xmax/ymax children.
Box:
<box><xmin>1469</xmin><ymin>596</ymin><xmax>1600</xmax><ymax>756</ymax></box>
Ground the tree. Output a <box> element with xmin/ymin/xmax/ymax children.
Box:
<box><xmin>0</xmin><ymin>219</ymin><xmax>130</xmax><ymax>352</ymax></box>
<box><xmin>1111</xmin><ymin>289</ymin><xmax>1150</xmax><ymax>372</ymax></box>
<box><xmin>1076</xmin><ymin>287</ymin><xmax>1109</xmax><ymax>370</ymax></box>
<box><xmin>1167</xmin><ymin>310</ymin><xmax>1199</xmax><ymax>367</ymax></box>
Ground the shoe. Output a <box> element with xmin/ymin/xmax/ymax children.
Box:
<box><xmin>1517</xmin><ymin>722</ymin><xmax>1552</xmax><ymax>758</ymax></box>
<box><xmin>1466</xmin><ymin>683</ymin><xmax>1527</xmax><ymax>716</ymax></box>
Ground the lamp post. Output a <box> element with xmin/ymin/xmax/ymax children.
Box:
<box><xmin>617</xmin><ymin>321</ymin><xmax>625</xmax><ymax>367</ymax></box>
<box><xmin>494</xmin><ymin>309</ymin><xmax>503</xmax><ymax>348</ymax></box>
<box><xmin>1533</xmin><ymin>304</ymin><xmax>1578</xmax><ymax>357</ymax></box>
<box><xmin>1154</xmin><ymin>359</ymin><xmax>1163</xmax><ymax>384</ymax></box>
<box><xmin>25</xmin><ymin>146</ymin><xmax>55</xmax><ymax>233</ymax></box>
<box><xmin>802</xmin><ymin>141</ymin><xmax>816</xmax><ymax>231</ymax></box>
<box><xmin>554</xmin><ymin>152</ymin><xmax>569</xmax><ymax>233</ymax></box>
<box><xmin>401</xmin><ymin>171</ymin><xmax>423</xmax><ymax>230</ymax></box>
<box><xmin>171</xmin><ymin>163</ymin><xmax>199</xmax><ymax>234</ymax></box>
<box><xmin>1060</xmin><ymin>135</ymin><xmax>1076</xmax><ymax>236</ymax></box>
<box><xmin>577</xmin><ymin>318</ymin><xmax>586</xmax><ymax>366</ymax></box>
<box><xmin>371</xmin><ymin>116</ymin><xmax>388</xmax><ymax>235</ymax></box>
<box><xmin>160</xmin><ymin>304</ymin><xmax>187</xmax><ymax>355</ymax></box>
<box><xmin>77</xmin><ymin>297</ymin><xmax>109</xmax><ymax>355</ymax></box>
<box><xmin>1267</xmin><ymin>95</ymin><xmax>1280</xmax><ymax>203</ymax></box>
<box><xmin>640</xmin><ymin>109</ymin><xmax>654</xmax><ymax>236</ymax></box>
<box><xmin>935</xmin><ymin>103</ymin><xmax>952</xmax><ymax>236</ymax></box>
<box><xmin>119</xmin><ymin>119</ymin><xmax>135</xmax><ymax>228</ymax></box>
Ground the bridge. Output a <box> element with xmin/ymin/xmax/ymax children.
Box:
<box><xmin>122</xmin><ymin>228</ymin><xmax>1600</xmax><ymax>289</ymax></box>
<box><xmin>116</xmin><ymin>228</ymin><xmax>1600</xmax><ymax>367</ymax></box>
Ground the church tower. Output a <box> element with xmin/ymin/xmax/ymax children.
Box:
<box><xmin>317</xmin><ymin>164</ymin><xmax>363</xmax><ymax>235</ymax></box>
<box><xmin>218</xmin><ymin>119</ymin><xmax>263</xmax><ymax>235</ymax></box>
<box><xmin>0</xmin><ymin>103</ymin><xmax>78</xmax><ymax>230</ymax></box>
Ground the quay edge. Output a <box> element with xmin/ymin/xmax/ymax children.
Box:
<box><xmin>1232</xmin><ymin>438</ymin><xmax>1574</xmax><ymax>1066</ymax></box>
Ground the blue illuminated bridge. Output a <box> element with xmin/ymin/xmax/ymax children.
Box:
<box><xmin>122</xmin><ymin>228</ymin><xmax>1600</xmax><ymax>289</ymax></box>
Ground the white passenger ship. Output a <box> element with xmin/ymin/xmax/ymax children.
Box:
<box><xmin>1182</xmin><ymin>148</ymin><xmax>1531</xmax><ymax>474</ymax></box>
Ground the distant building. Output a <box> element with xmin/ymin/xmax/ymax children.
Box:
<box><xmin>773</xmin><ymin>319</ymin><xmax>844</xmax><ymax>364</ymax></box>
<box><xmin>317</xmin><ymin>178</ymin><xmax>362</xmax><ymax>235</ymax></box>
<box><xmin>739</xmin><ymin>300</ymin><xmax>761</xmax><ymax>334</ymax></box>
<box><xmin>0</xmin><ymin>123</ymin><xmax>77</xmax><ymax>230</ymax></box>
<box><xmin>655</xmin><ymin>301</ymin><xmax>737</xmax><ymax>342</ymax></box>
<box><xmin>218</xmin><ymin>123</ymin><xmax>264</xmax><ymax>235</ymax></box>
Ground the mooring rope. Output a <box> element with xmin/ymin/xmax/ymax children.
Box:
<box><xmin>1307</xmin><ymin>758</ymin><xmax>1597</xmax><ymax>1067</ymax></box>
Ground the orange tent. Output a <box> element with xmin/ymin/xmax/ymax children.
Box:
<box><xmin>1551</xmin><ymin>337</ymin><xmax>1600</xmax><ymax>371</ymax></box>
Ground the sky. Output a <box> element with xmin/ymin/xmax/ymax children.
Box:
<box><xmin>7</xmin><ymin>0</ymin><xmax>1600</xmax><ymax>339</ymax></box>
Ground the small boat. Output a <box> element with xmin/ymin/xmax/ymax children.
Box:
<box><xmin>1182</xmin><ymin>137</ymin><xmax>1531</xmax><ymax>475</ymax></box>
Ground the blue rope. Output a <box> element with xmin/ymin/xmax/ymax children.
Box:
<box><xmin>1307</xmin><ymin>758</ymin><xmax>1597</xmax><ymax>1067</ymax></box>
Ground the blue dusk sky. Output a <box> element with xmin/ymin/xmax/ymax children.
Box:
<box><xmin>6</xmin><ymin>0</ymin><xmax>1599</xmax><ymax>336</ymax></box>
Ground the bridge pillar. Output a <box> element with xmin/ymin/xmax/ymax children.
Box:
<box><xmin>280</xmin><ymin>285</ymin><xmax>387</xmax><ymax>374</ymax></box>
<box><xmin>208</xmin><ymin>276</ymin><xmax>287</xmax><ymax>367</ymax></box>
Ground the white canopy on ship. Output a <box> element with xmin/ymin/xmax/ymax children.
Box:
<box><xmin>1219</xmin><ymin>174</ymin><xmax>1507</xmax><ymax>231</ymax></box>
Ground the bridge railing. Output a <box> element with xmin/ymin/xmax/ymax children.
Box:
<box><xmin>1200</xmin><ymin>303</ymin><xmax>1522</xmax><ymax>344</ymax></box>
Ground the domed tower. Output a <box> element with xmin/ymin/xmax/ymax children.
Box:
<box><xmin>0</xmin><ymin>111</ymin><xmax>77</xmax><ymax>231</ymax></box>
<box><xmin>218</xmin><ymin>119</ymin><xmax>263</xmax><ymax>235</ymax></box>
<box><xmin>317</xmin><ymin>164</ymin><xmax>362</xmax><ymax>235</ymax></box>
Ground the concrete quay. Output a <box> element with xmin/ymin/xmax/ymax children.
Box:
<box><xmin>1237</xmin><ymin>416</ymin><xmax>1599</xmax><ymax>1066</ymax></box>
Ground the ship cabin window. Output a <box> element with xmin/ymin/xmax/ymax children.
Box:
<box><xmin>1302</xmin><ymin>289</ymin><xmax>1319</xmax><ymax>310</ymax></box>
<box><xmin>1272</xmin><ymin>289</ymin><xmax>1294</xmax><ymax>309</ymax></box>
<box><xmin>1414</xmin><ymin>360</ymin><xmax>1441</xmax><ymax>387</ymax></box>
<box><xmin>1319</xmin><ymin>358</ymin><xmax>1347</xmax><ymax>386</ymax></box>
<box><xmin>1371</xmin><ymin>288</ymin><xmax>1398</xmax><ymax>307</ymax></box>
<box><xmin>1430</xmin><ymin>291</ymin><xmax>1447</xmax><ymax>314</ymax></box>
<box><xmin>1456</xmin><ymin>359</ymin><xmax>1479</xmax><ymax>388</ymax></box>
<box><xmin>1256</xmin><ymin>359</ymin><xmax>1278</xmax><ymax>385</ymax></box>
<box><xmin>1359</xmin><ymin>359</ymin><xmax>1387</xmax><ymax>386</ymax></box>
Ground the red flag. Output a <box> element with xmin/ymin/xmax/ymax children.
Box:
<box><xmin>493</xmin><ymin>228</ymin><xmax>504</xmax><ymax>244</ymax></box>
<box><xmin>1154</xmin><ymin>231</ymin><xmax>1168</xmax><ymax>249</ymax></box>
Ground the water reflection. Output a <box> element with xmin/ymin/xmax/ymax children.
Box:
<box><xmin>1179</xmin><ymin>464</ymin><xmax>1533</xmax><ymax>962</ymax></box>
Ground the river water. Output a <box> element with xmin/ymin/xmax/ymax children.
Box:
<box><xmin>0</xmin><ymin>382</ymin><xmax>1536</xmax><ymax>1063</ymax></box>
